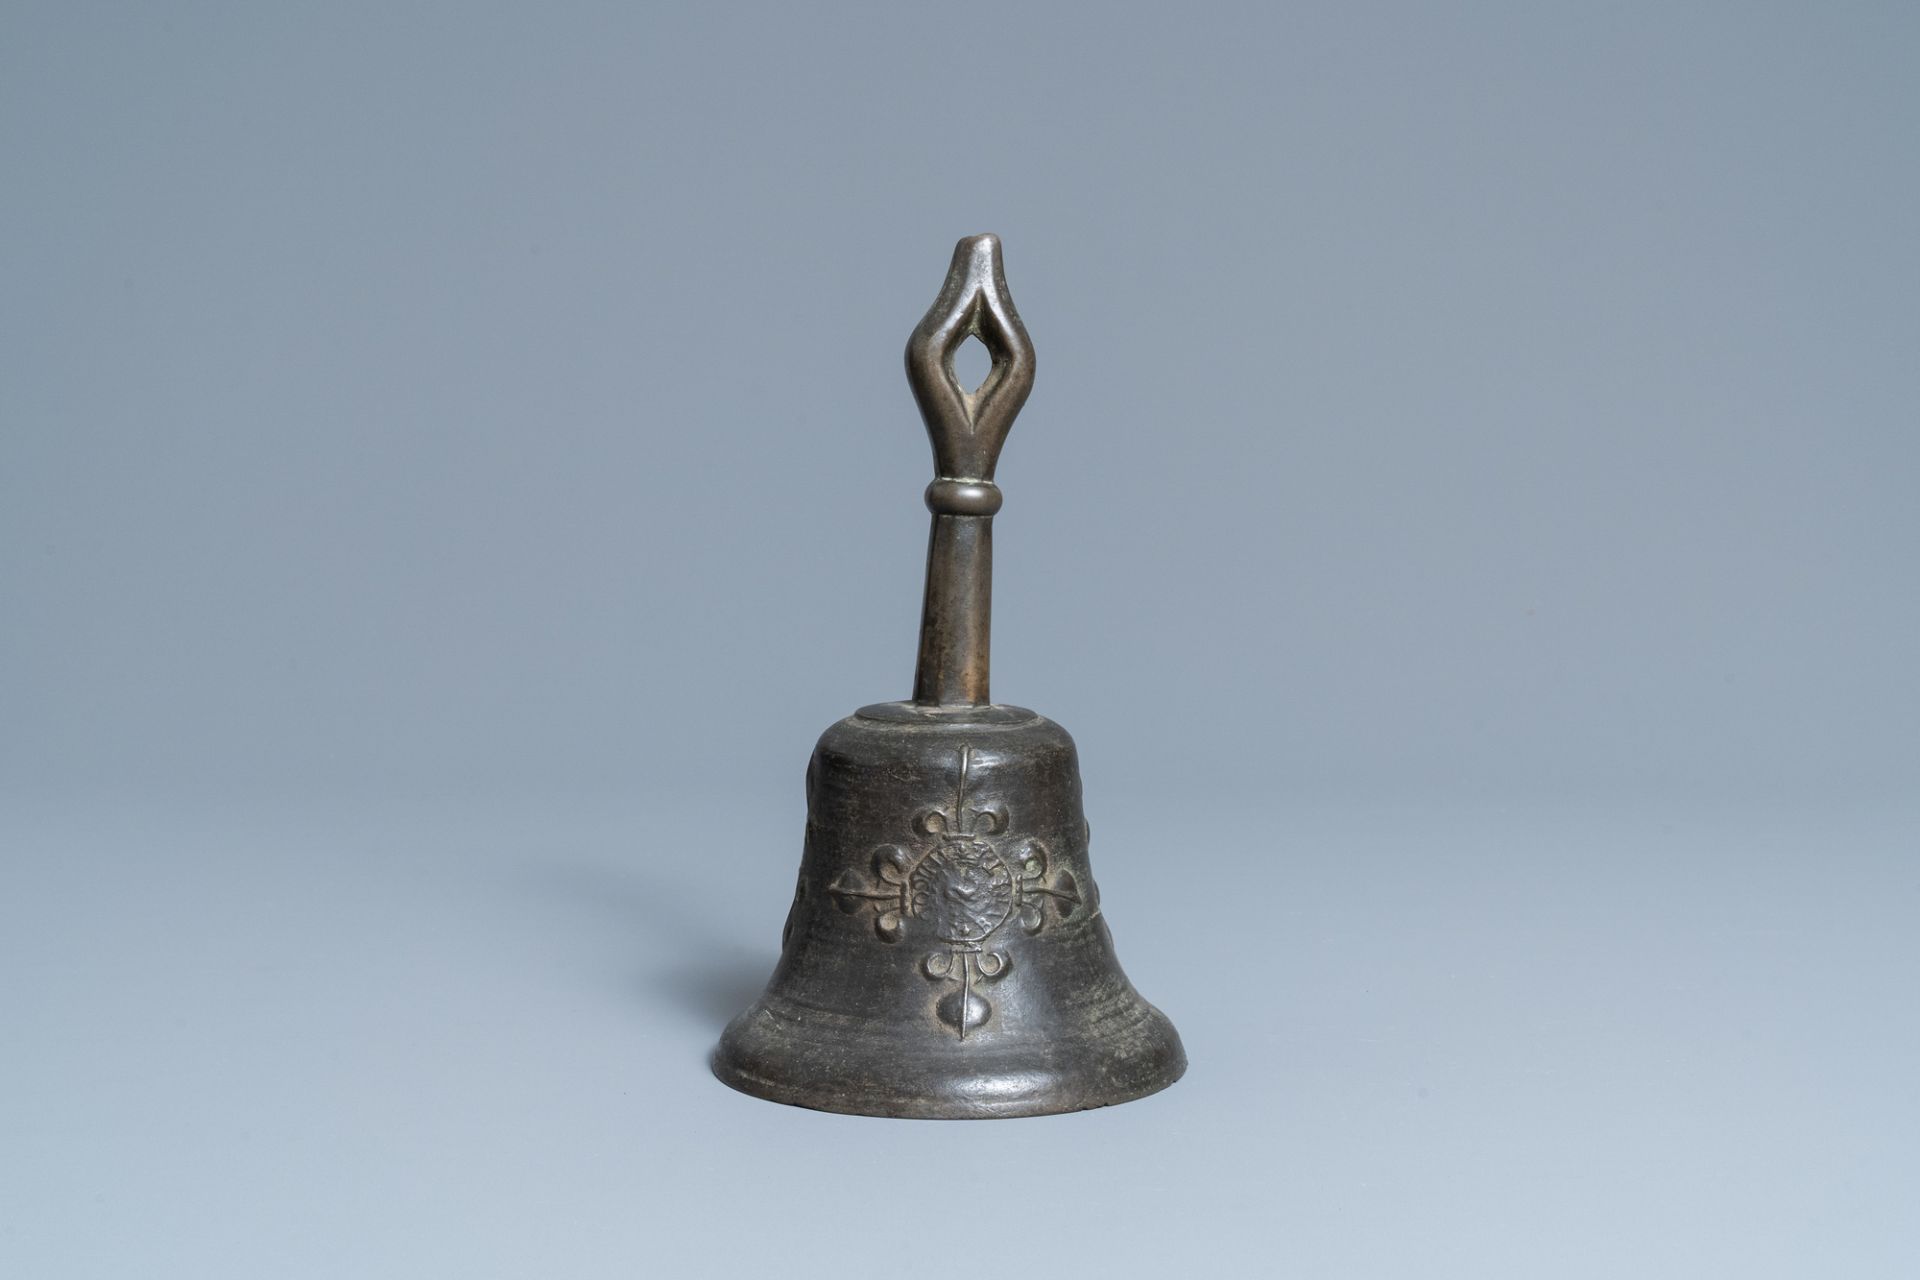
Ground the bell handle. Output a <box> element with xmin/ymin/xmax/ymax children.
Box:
<box><xmin>906</xmin><ymin>235</ymin><xmax>1036</xmax><ymax>708</ymax></box>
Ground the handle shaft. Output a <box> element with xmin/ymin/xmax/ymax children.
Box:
<box><xmin>913</xmin><ymin>516</ymin><xmax>994</xmax><ymax>706</ymax></box>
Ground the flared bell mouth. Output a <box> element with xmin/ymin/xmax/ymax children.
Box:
<box><xmin>712</xmin><ymin>996</ymin><xmax>1186</xmax><ymax>1120</ymax></box>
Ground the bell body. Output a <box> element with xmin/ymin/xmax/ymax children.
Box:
<box><xmin>713</xmin><ymin>701</ymin><xmax>1186</xmax><ymax>1118</ymax></box>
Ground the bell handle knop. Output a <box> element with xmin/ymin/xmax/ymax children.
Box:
<box><xmin>905</xmin><ymin>234</ymin><xmax>1036</xmax><ymax>483</ymax></box>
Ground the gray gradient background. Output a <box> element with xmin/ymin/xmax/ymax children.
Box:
<box><xmin>4</xmin><ymin>3</ymin><xmax>1916</xmax><ymax>1276</ymax></box>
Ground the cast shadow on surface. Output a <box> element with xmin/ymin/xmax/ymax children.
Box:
<box><xmin>523</xmin><ymin>854</ymin><xmax>776</xmax><ymax>1035</ymax></box>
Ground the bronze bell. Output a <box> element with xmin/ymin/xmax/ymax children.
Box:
<box><xmin>712</xmin><ymin>235</ymin><xmax>1185</xmax><ymax>1118</ymax></box>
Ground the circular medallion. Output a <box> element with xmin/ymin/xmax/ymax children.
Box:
<box><xmin>908</xmin><ymin>838</ymin><xmax>1014</xmax><ymax>942</ymax></box>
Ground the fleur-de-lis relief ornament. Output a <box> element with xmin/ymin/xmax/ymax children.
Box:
<box><xmin>829</xmin><ymin>746</ymin><xmax>1080</xmax><ymax>1036</ymax></box>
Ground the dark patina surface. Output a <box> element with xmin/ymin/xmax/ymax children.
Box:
<box><xmin>711</xmin><ymin>235</ymin><xmax>1185</xmax><ymax>1118</ymax></box>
